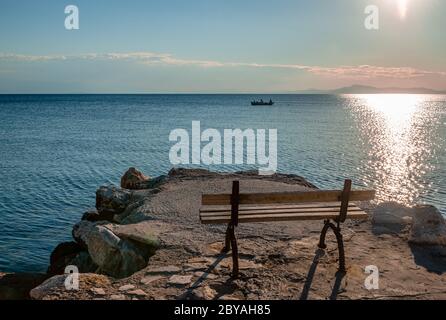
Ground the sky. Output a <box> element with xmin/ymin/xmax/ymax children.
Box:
<box><xmin>0</xmin><ymin>0</ymin><xmax>445</xmax><ymax>93</ymax></box>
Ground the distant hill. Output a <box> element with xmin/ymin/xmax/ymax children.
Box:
<box><xmin>297</xmin><ymin>85</ymin><xmax>446</xmax><ymax>94</ymax></box>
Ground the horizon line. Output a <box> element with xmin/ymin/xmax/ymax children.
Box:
<box><xmin>1</xmin><ymin>92</ymin><xmax>446</xmax><ymax>95</ymax></box>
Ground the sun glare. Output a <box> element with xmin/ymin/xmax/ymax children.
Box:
<box><xmin>398</xmin><ymin>0</ymin><xmax>408</xmax><ymax>19</ymax></box>
<box><xmin>349</xmin><ymin>94</ymin><xmax>430</xmax><ymax>206</ymax></box>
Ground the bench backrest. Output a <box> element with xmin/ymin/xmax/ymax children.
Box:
<box><xmin>201</xmin><ymin>180</ymin><xmax>375</xmax><ymax>224</ymax></box>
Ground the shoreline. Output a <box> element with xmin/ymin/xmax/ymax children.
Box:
<box><xmin>1</xmin><ymin>167</ymin><xmax>446</xmax><ymax>300</ymax></box>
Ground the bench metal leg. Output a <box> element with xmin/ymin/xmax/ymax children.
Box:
<box><xmin>221</xmin><ymin>224</ymin><xmax>239</xmax><ymax>278</ymax></box>
<box><xmin>318</xmin><ymin>220</ymin><xmax>346</xmax><ymax>273</ymax></box>
<box><xmin>222</xmin><ymin>224</ymin><xmax>232</xmax><ymax>253</ymax></box>
<box><xmin>318</xmin><ymin>220</ymin><xmax>330</xmax><ymax>249</ymax></box>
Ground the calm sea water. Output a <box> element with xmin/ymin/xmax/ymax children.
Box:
<box><xmin>0</xmin><ymin>94</ymin><xmax>445</xmax><ymax>273</ymax></box>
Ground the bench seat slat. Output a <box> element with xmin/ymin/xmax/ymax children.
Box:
<box><xmin>200</xmin><ymin>202</ymin><xmax>358</xmax><ymax>214</ymax></box>
<box><xmin>200</xmin><ymin>206</ymin><xmax>363</xmax><ymax>217</ymax></box>
<box><xmin>200</xmin><ymin>210</ymin><xmax>368</xmax><ymax>224</ymax></box>
<box><xmin>200</xmin><ymin>202</ymin><xmax>359</xmax><ymax>213</ymax></box>
<box><xmin>202</xmin><ymin>190</ymin><xmax>375</xmax><ymax>206</ymax></box>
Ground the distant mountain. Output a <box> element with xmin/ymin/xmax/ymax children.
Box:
<box><xmin>297</xmin><ymin>85</ymin><xmax>446</xmax><ymax>94</ymax></box>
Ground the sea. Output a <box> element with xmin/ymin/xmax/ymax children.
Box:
<box><xmin>0</xmin><ymin>94</ymin><xmax>445</xmax><ymax>272</ymax></box>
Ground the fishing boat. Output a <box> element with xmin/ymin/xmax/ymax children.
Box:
<box><xmin>251</xmin><ymin>99</ymin><xmax>274</xmax><ymax>106</ymax></box>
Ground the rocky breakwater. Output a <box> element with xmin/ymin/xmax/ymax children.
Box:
<box><xmin>47</xmin><ymin>168</ymin><xmax>163</xmax><ymax>279</ymax></box>
<box><xmin>4</xmin><ymin>167</ymin><xmax>446</xmax><ymax>300</ymax></box>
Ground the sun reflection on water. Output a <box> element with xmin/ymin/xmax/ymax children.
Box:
<box><xmin>348</xmin><ymin>94</ymin><xmax>436</xmax><ymax>206</ymax></box>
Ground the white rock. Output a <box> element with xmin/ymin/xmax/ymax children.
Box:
<box><xmin>118</xmin><ymin>284</ymin><xmax>136</xmax><ymax>292</ymax></box>
<box><xmin>191</xmin><ymin>285</ymin><xmax>217</xmax><ymax>300</ymax></box>
<box><xmin>410</xmin><ymin>205</ymin><xmax>446</xmax><ymax>246</ymax></box>
<box><xmin>168</xmin><ymin>275</ymin><xmax>193</xmax><ymax>286</ymax></box>
<box><xmin>371</xmin><ymin>202</ymin><xmax>413</xmax><ymax>234</ymax></box>
<box><xmin>91</xmin><ymin>287</ymin><xmax>106</xmax><ymax>295</ymax></box>
<box><xmin>140</xmin><ymin>275</ymin><xmax>163</xmax><ymax>285</ymax></box>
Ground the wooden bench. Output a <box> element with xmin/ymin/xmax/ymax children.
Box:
<box><xmin>200</xmin><ymin>180</ymin><xmax>375</xmax><ymax>277</ymax></box>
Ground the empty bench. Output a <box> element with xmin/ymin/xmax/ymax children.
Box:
<box><xmin>199</xmin><ymin>180</ymin><xmax>375</xmax><ymax>277</ymax></box>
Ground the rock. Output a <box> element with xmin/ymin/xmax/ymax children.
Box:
<box><xmin>168</xmin><ymin>275</ymin><xmax>193</xmax><ymax>286</ymax></box>
<box><xmin>189</xmin><ymin>285</ymin><xmax>217</xmax><ymax>300</ymax></box>
<box><xmin>30</xmin><ymin>275</ymin><xmax>66</xmax><ymax>300</ymax></box>
<box><xmin>371</xmin><ymin>202</ymin><xmax>414</xmax><ymax>235</ymax></box>
<box><xmin>187</xmin><ymin>257</ymin><xmax>213</xmax><ymax>264</ymax></box>
<box><xmin>107</xmin><ymin>221</ymin><xmax>160</xmax><ymax>248</ymax></box>
<box><xmin>47</xmin><ymin>241</ymin><xmax>83</xmax><ymax>275</ymax></box>
<box><xmin>82</xmin><ymin>209</ymin><xmax>115</xmax><ymax>222</ymax></box>
<box><xmin>127</xmin><ymin>289</ymin><xmax>147</xmax><ymax>297</ymax></box>
<box><xmin>409</xmin><ymin>205</ymin><xmax>446</xmax><ymax>246</ymax></box>
<box><xmin>140</xmin><ymin>275</ymin><xmax>163</xmax><ymax>285</ymax></box>
<box><xmin>91</xmin><ymin>287</ymin><xmax>106</xmax><ymax>295</ymax></box>
<box><xmin>239</xmin><ymin>260</ymin><xmax>263</xmax><ymax>270</ymax></box>
<box><xmin>69</xmin><ymin>251</ymin><xmax>98</xmax><ymax>273</ymax></box>
<box><xmin>72</xmin><ymin>221</ymin><xmax>159</xmax><ymax>278</ymax></box>
<box><xmin>96</xmin><ymin>185</ymin><xmax>132</xmax><ymax>216</ymax></box>
<box><xmin>118</xmin><ymin>284</ymin><xmax>135</xmax><ymax>292</ymax></box>
<box><xmin>184</xmin><ymin>263</ymin><xmax>209</xmax><ymax>272</ymax></box>
<box><xmin>218</xmin><ymin>294</ymin><xmax>241</xmax><ymax>300</ymax></box>
<box><xmin>146</xmin><ymin>266</ymin><xmax>181</xmax><ymax>274</ymax></box>
<box><xmin>218</xmin><ymin>258</ymin><xmax>262</xmax><ymax>271</ymax></box>
<box><xmin>193</xmin><ymin>271</ymin><xmax>218</xmax><ymax>280</ymax></box>
<box><xmin>79</xmin><ymin>273</ymin><xmax>111</xmax><ymax>286</ymax></box>
<box><xmin>110</xmin><ymin>294</ymin><xmax>126</xmax><ymax>300</ymax></box>
<box><xmin>30</xmin><ymin>273</ymin><xmax>111</xmax><ymax>300</ymax></box>
<box><xmin>184</xmin><ymin>257</ymin><xmax>213</xmax><ymax>271</ymax></box>
<box><xmin>121</xmin><ymin>167</ymin><xmax>150</xmax><ymax>190</ymax></box>
<box><xmin>372</xmin><ymin>203</ymin><xmax>446</xmax><ymax>246</ymax></box>
<box><xmin>0</xmin><ymin>273</ymin><xmax>48</xmax><ymax>300</ymax></box>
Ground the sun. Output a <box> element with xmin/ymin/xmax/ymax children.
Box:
<box><xmin>398</xmin><ymin>0</ymin><xmax>408</xmax><ymax>19</ymax></box>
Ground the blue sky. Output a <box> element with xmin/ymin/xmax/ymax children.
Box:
<box><xmin>0</xmin><ymin>0</ymin><xmax>445</xmax><ymax>93</ymax></box>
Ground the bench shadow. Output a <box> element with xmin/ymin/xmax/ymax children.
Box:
<box><xmin>299</xmin><ymin>249</ymin><xmax>346</xmax><ymax>300</ymax></box>
<box><xmin>182</xmin><ymin>253</ymin><xmax>228</xmax><ymax>299</ymax></box>
<box><xmin>329</xmin><ymin>271</ymin><xmax>346</xmax><ymax>300</ymax></box>
<box><xmin>299</xmin><ymin>249</ymin><xmax>324</xmax><ymax>300</ymax></box>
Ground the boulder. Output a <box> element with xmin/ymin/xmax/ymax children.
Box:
<box><xmin>96</xmin><ymin>185</ymin><xmax>131</xmax><ymax>216</ymax></box>
<box><xmin>55</xmin><ymin>245</ymin><xmax>98</xmax><ymax>275</ymax></box>
<box><xmin>107</xmin><ymin>221</ymin><xmax>161</xmax><ymax>248</ymax></box>
<box><xmin>70</xmin><ymin>251</ymin><xmax>98</xmax><ymax>274</ymax></box>
<box><xmin>371</xmin><ymin>202</ymin><xmax>414</xmax><ymax>235</ymax></box>
<box><xmin>30</xmin><ymin>273</ymin><xmax>111</xmax><ymax>300</ymax></box>
<box><xmin>120</xmin><ymin>167</ymin><xmax>150</xmax><ymax>190</ymax></box>
<box><xmin>409</xmin><ymin>205</ymin><xmax>446</xmax><ymax>246</ymax></box>
<box><xmin>29</xmin><ymin>275</ymin><xmax>66</xmax><ymax>300</ymax></box>
<box><xmin>47</xmin><ymin>241</ymin><xmax>83</xmax><ymax>275</ymax></box>
<box><xmin>72</xmin><ymin>221</ymin><xmax>159</xmax><ymax>278</ymax></box>
<box><xmin>82</xmin><ymin>209</ymin><xmax>115</xmax><ymax>222</ymax></box>
<box><xmin>372</xmin><ymin>202</ymin><xmax>446</xmax><ymax>246</ymax></box>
